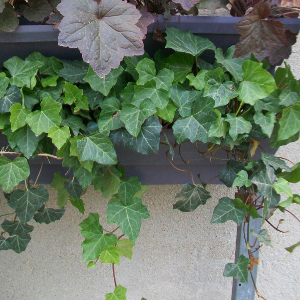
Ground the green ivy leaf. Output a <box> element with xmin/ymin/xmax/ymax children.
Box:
<box><xmin>278</xmin><ymin>104</ymin><xmax>300</xmax><ymax>141</ymax></box>
<box><xmin>64</xmin><ymin>180</ymin><xmax>84</xmax><ymax>199</ymax></box>
<box><xmin>132</xmin><ymin>81</ymin><xmax>169</xmax><ymax>109</ymax></box>
<box><xmin>234</xmin><ymin>198</ymin><xmax>262</xmax><ymax>219</ymax></box>
<box><xmin>161</xmin><ymin>52</ymin><xmax>194</xmax><ymax>83</ymax></box>
<box><xmin>26</xmin><ymin>52</ymin><xmax>60</xmax><ymax>76</ymax></box>
<box><xmin>34</xmin><ymin>205</ymin><xmax>65</xmax><ymax>224</ymax></box>
<box><xmin>165</xmin><ymin>27</ymin><xmax>215</xmax><ymax>57</ymax></box>
<box><xmin>6</xmin><ymin>233</ymin><xmax>31</xmax><ymax>253</ymax></box>
<box><xmin>124</xmin><ymin>54</ymin><xmax>150</xmax><ymax>81</ymax></box>
<box><xmin>117</xmin><ymin>239</ymin><xmax>134</xmax><ymax>259</ymax></box>
<box><xmin>62</xmin><ymin>114</ymin><xmax>86</xmax><ymax>135</ymax></box>
<box><xmin>77</xmin><ymin>133</ymin><xmax>117</xmax><ymax>165</ymax></box>
<box><xmin>79</xmin><ymin>213</ymin><xmax>118</xmax><ymax>263</ymax></box>
<box><xmin>253</xmin><ymin>112</ymin><xmax>275</xmax><ymax>138</ymax></box>
<box><xmin>261</xmin><ymin>153</ymin><xmax>291</xmax><ymax>172</ymax></box>
<box><xmin>277</xmin><ymin>162</ymin><xmax>300</xmax><ymax>183</ymax></box>
<box><xmin>252</xmin><ymin>164</ymin><xmax>280</xmax><ymax>209</ymax></box>
<box><xmin>51</xmin><ymin>172</ymin><xmax>70</xmax><ymax>208</ymax></box>
<box><xmin>84</xmin><ymin>65</ymin><xmax>123</xmax><ymax>96</ymax></box>
<box><xmin>223</xmin><ymin>255</ymin><xmax>250</xmax><ymax>284</ymax></box>
<box><xmin>0</xmin><ymin>113</ymin><xmax>10</xmax><ymax>129</ymax></box>
<box><xmin>173</xmin><ymin>97</ymin><xmax>216</xmax><ymax>143</ymax></box>
<box><xmin>70</xmin><ymin>197</ymin><xmax>84</xmax><ymax>214</ymax></box>
<box><xmin>1</xmin><ymin>220</ymin><xmax>34</xmax><ymax>236</ymax></box>
<box><xmin>251</xmin><ymin>229</ymin><xmax>271</xmax><ymax>246</ymax></box>
<box><xmin>118</xmin><ymin>177</ymin><xmax>141</xmax><ymax>205</ymax></box>
<box><xmin>107</xmin><ymin>197</ymin><xmax>150</xmax><ymax>242</ymax></box>
<box><xmin>9</xmin><ymin>103</ymin><xmax>30</xmax><ymax>132</ymax></box>
<box><xmin>225</xmin><ymin>113</ymin><xmax>252</xmax><ymax>141</ymax></box>
<box><xmin>173</xmin><ymin>183</ymin><xmax>211</xmax><ymax>212</ymax></box>
<box><xmin>279</xmin><ymin>88</ymin><xmax>299</xmax><ymax>107</ymax></box>
<box><xmin>204</xmin><ymin>81</ymin><xmax>238</xmax><ymax>108</ymax></box>
<box><xmin>219</xmin><ymin>160</ymin><xmax>244</xmax><ymax>188</ymax></box>
<box><xmin>4</xmin><ymin>56</ymin><xmax>43</xmax><ymax>88</ymax></box>
<box><xmin>0</xmin><ymin>157</ymin><xmax>30</xmax><ymax>193</ymax></box>
<box><xmin>154</xmin><ymin>68</ymin><xmax>174</xmax><ymax>91</ymax></box>
<box><xmin>214</xmin><ymin>47</ymin><xmax>243</xmax><ymax>81</ymax></box>
<box><xmin>100</xmin><ymin>245</ymin><xmax>120</xmax><ymax>265</ymax></box>
<box><xmin>155</xmin><ymin>100</ymin><xmax>177</xmax><ymax>123</ymax></box>
<box><xmin>120</xmin><ymin>99</ymin><xmax>156</xmax><ymax>137</ymax></box>
<box><xmin>186</xmin><ymin>70</ymin><xmax>207</xmax><ymax>91</ymax></box>
<box><xmin>58</xmin><ymin>60</ymin><xmax>88</xmax><ymax>84</ymax></box>
<box><xmin>0</xmin><ymin>236</ymin><xmax>9</xmax><ymax>250</ymax></box>
<box><xmin>95</xmin><ymin>168</ymin><xmax>120</xmax><ymax>199</ymax></box>
<box><xmin>0</xmin><ymin>72</ymin><xmax>10</xmax><ymax>98</ymax></box>
<box><xmin>208</xmin><ymin>110</ymin><xmax>229</xmax><ymax>139</ymax></box>
<box><xmin>110</xmin><ymin>117</ymin><xmax>162</xmax><ymax>155</ymax></box>
<box><xmin>238</xmin><ymin>61</ymin><xmax>277</xmax><ymax>105</ymax></box>
<box><xmin>9</xmin><ymin>125</ymin><xmax>40</xmax><ymax>159</ymax></box>
<box><xmin>7</xmin><ymin>185</ymin><xmax>49</xmax><ymax>223</ymax></box>
<box><xmin>26</xmin><ymin>97</ymin><xmax>62</xmax><ymax>135</ymax></box>
<box><xmin>211</xmin><ymin>197</ymin><xmax>246</xmax><ymax>225</ymax></box>
<box><xmin>87</xmin><ymin>261</ymin><xmax>97</xmax><ymax>269</ymax></box>
<box><xmin>232</xmin><ymin>170</ymin><xmax>252</xmax><ymax>187</ymax></box>
<box><xmin>169</xmin><ymin>84</ymin><xmax>201</xmax><ymax>117</ymax></box>
<box><xmin>0</xmin><ymin>85</ymin><xmax>22</xmax><ymax>113</ymax></box>
<box><xmin>136</xmin><ymin>58</ymin><xmax>156</xmax><ymax>85</ymax></box>
<box><xmin>274</xmin><ymin>178</ymin><xmax>293</xmax><ymax>197</ymax></box>
<box><xmin>285</xmin><ymin>241</ymin><xmax>300</xmax><ymax>253</ymax></box>
<box><xmin>105</xmin><ymin>285</ymin><xmax>127</xmax><ymax>300</ymax></box>
<box><xmin>63</xmin><ymin>82</ymin><xmax>83</xmax><ymax>105</ymax></box>
<box><xmin>48</xmin><ymin>126</ymin><xmax>71</xmax><ymax>150</ymax></box>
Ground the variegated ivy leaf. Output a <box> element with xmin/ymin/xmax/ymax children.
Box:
<box><xmin>0</xmin><ymin>157</ymin><xmax>30</xmax><ymax>193</ymax></box>
<box><xmin>120</xmin><ymin>99</ymin><xmax>156</xmax><ymax>137</ymax></box>
<box><xmin>79</xmin><ymin>213</ymin><xmax>118</xmax><ymax>263</ymax></box>
<box><xmin>253</xmin><ymin>111</ymin><xmax>276</xmax><ymax>138</ymax></box>
<box><xmin>4</xmin><ymin>56</ymin><xmax>43</xmax><ymax>88</ymax></box>
<box><xmin>173</xmin><ymin>183</ymin><xmax>211</xmax><ymax>212</ymax></box>
<box><xmin>23</xmin><ymin>0</ymin><xmax>53</xmax><ymax>22</ymax></box>
<box><xmin>169</xmin><ymin>84</ymin><xmax>202</xmax><ymax>117</ymax></box>
<box><xmin>261</xmin><ymin>153</ymin><xmax>291</xmax><ymax>172</ymax></box>
<box><xmin>211</xmin><ymin>197</ymin><xmax>246</xmax><ymax>225</ymax></box>
<box><xmin>251</xmin><ymin>229</ymin><xmax>271</xmax><ymax>246</ymax></box>
<box><xmin>238</xmin><ymin>60</ymin><xmax>277</xmax><ymax>105</ymax></box>
<box><xmin>83</xmin><ymin>65</ymin><xmax>124</xmax><ymax>96</ymax></box>
<box><xmin>77</xmin><ymin>133</ymin><xmax>117</xmax><ymax>165</ymax></box>
<box><xmin>226</xmin><ymin>113</ymin><xmax>252</xmax><ymax>141</ymax></box>
<box><xmin>165</xmin><ymin>27</ymin><xmax>215</xmax><ymax>57</ymax></box>
<box><xmin>173</xmin><ymin>97</ymin><xmax>216</xmax><ymax>144</ymax></box>
<box><xmin>48</xmin><ymin>126</ymin><xmax>71</xmax><ymax>150</ymax></box>
<box><xmin>0</xmin><ymin>3</ymin><xmax>19</xmax><ymax>32</ymax></box>
<box><xmin>7</xmin><ymin>185</ymin><xmax>49</xmax><ymax>223</ymax></box>
<box><xmin>57</xmin><ymin>0</ymin><xmax>144</xmax><ymax>78</ymax></box>
<box><xmin>0</xmin><ymin>85</ymin><xmax>22</xmax><ymax>114</ymax></box>
<box><xmin>9</xmin><ymin>103</ymin><xmax>30</xmax><ymax>132</ymax></box>
<box><xmin>107</xmin><ymin>197</ymin><xmax>150</xmax><ymax>242</ymax></box>
<box><xmin>223</xmin><ymin>255</ymin><xmax>250</xmax><ymax>284</ymax></box>
<box><xmin>26</xmin><ymin>97</ymin><xmax>62</xmax><ymax>135</ymax></box>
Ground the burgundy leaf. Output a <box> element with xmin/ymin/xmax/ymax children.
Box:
<box><xmin>136</xmin><ymin>6</ymin><xmax>154</xmax><ymax>38</ymax></box>
<box><xmin>233</xmin><ymin>2</ymin><xmax>286</xmax><ymax>61</ymax></box>
<box><xmin>269</xmin><ymin>29</ymin><xmax>298</xmax><ymax>64</ymax></box>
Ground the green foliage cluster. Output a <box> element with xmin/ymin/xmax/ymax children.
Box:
<box><xmin>0</xmin><ymin>27</ymin><xmax>300</xmax><ymax>298</ymax></box>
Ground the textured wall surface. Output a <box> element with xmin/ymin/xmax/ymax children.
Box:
<box><xmin>0</xmin><ymin>24</ymin><xmax>300</xmax><ymax>300</ymax></box>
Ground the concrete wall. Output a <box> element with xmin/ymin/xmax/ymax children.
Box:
<box><xmin>1</xmin><ymin>28</ymin><xmax>300</xmax><ymax>300</ymax></box>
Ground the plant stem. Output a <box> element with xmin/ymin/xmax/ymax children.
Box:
<box><xmin>0</xmin><ymin>213</ymin><xmax>15</xmax><ymax>218</ymax></box>
<box><xmin>236</xmin><ymin>99</ymin><xmax>244</xmax><ymax>115</ymax></box>
<box><xmin>0</xmin><ymin>151</ymin><xmax>63</xmax><ymax>160</ymax></box>
<box><xmin>34</xmin><ymin>157</ymin><xmax>44</xmax><ymax>186</ymax></box>
<box><xmin>112</xmin><ymin>264</ymin><xmax>117</xmax><ymax>288</ymax></box>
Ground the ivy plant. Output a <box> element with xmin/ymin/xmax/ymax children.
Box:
<box><xmin>0</xmin><ymin>27</ymin><xmax>300</xmax><ymax>299</ymax></box>
<box><xmin>0</xmin><ymin>0</ymin><xmax>300</xmax><ymax>77</ymax></box>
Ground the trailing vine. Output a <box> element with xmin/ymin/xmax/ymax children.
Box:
<box><xmin>0</xmin><ymin>27</ymin><xmax>300</xmax><ymax>299</ymax></box>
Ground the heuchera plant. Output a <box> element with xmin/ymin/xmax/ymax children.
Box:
<box><xmin>0</xmin><ymin>26</ymin><xmax>300</xmax><ymax>299</ymax></box>
<box><xmin>0</xmin><ymin>0</ymin><xmax>300</xmax><ymax>77</ymax></box>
